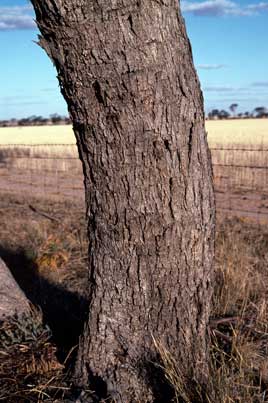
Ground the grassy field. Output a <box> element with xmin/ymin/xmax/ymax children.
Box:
<box><xmin>1</xmin><ymin>119</ymin><xmax>268</xmax><ymax>193</ymax></box>
<box><xmin>206</xmin><ymin>120</ymin><xmax>268</xmax><ymax>191</ymax></box>
<box><xmin>1</xmin><ymin>120</ymin><xmax>268</xmax><ymax>216</ymax></box>
<box><xmin>0</xmin><ymin>125</ymin><xmax>76</xmax><ymax>145</ymax></box>
<box><xmin>0</xmin><ymin>119</ymin><xmax>268</xmax><ymax>146</ymax></box>
<box><xmin>206</xmin><ymin>119</ymin><xmax>268</xmax><ymax>147</ymax></box>
<box><xmin>0</xmin><ymin>127</ymin><xmax>80</xmax><ymax>173</ymax></box>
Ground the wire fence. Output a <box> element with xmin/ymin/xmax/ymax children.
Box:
<box><xmin>1</xmin><ymin>143</ymin><xmax>268</xmax><ymax>223</ymax></box>
<box><xmin>0</xmin><ymin>144</ymin><xmax>83</xmax><ymax>203</ymax></box>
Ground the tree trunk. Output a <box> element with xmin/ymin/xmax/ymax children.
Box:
<box><xmin>0</xmin><ymin>258</ymin><xmax>31</xmax><ymax>321</ymax></box>
<box><xmin>31</xmin><ymin>1</ymin><xmax>215</xmax><ymax>401</ymax></box>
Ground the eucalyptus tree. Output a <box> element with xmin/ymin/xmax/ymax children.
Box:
<box><xmin>30</xmin><ymin>1</ymin><xmax>215</xmax><ymax>401</ymax></box>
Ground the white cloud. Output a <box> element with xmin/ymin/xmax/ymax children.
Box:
<box><xmin>2</xmin><ymin>1</ymin><xmax>267</xmax><ymax>31</ymax></box>
<box><xmin>247</xmin><ymin>2</ymin><xmax>268</xmax><ymax>11</ymax></box>
<box><xmin>181</xmin><ymin>0</ymin><xmax>238</xmax><ymax>16</ymax></box>
<box><xmin>181</xmin><ymin>0</ymin><xmax>268</xmax><ymax>17</ymax></box>
<box><xmin>0</xmin><ymin>5</ymin><xmax>36</xmax><ymax>31</ymax></box>
<box><xmin>198</xmin><ymin>63</ymin><xmax>227</xmax><ymax>69</ymax></box>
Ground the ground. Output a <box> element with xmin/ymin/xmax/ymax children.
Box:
<box><xmin>1</xmin><ymin>191</ymin><xmax>268</xmax><ymax>402</ymax></box>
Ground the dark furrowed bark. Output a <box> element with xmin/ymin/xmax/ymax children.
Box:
<box><xmin>31</xmin><ymin>1</ymin><xmax>215</xmax><ymax>401</ymax></box>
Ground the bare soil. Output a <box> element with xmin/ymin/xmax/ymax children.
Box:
<box><xmin>0</xmin><ymin>166</ymin><xmax>84</xmax><ymax>202</ymax></box>
<box><xmin>1</xmin><ymin>164</ymin><xmax>268</xmax><ymax>224</ymax></box>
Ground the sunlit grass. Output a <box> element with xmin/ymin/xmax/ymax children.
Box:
<box><xmin>0</xmin><ymin>119</ymin><xmax>267</xmax><ymax>147</ymax></box>
<box><xmin>0</xmin><ymin>125</ymin><xmax>75</xmax><ymax>145</ymax></box>
<box><xmin>206</xmin><ymin>119</ymin><xmax>268</xmax><ymax>147</ymax></box>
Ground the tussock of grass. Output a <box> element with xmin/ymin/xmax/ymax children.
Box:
<box><xmin>0</xmin><ymin>194</ymin><xmax>88</xmax><ymax>402</ymax></box>
<box><xmin>0</xmin><ymin>193</ymin><xmax>88</xmax><ymax>295</ymax></box>
<box><xmin>156</xmin><ymin>217</ymin><xmax>268</xmax><ymax>402</ymax></box>
<box><xmin>0</xmin><ymin>308</ymin><xmax>66</xmax><ymax>402</ymax></box>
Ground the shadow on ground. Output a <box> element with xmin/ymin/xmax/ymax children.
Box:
<box><xmin>0</xmin><ymin>245</ymin><xmax>88</xmax><ymax>360</ymax></box>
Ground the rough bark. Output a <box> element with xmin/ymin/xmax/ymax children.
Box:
<box><xmin>31</xmin><ymin>1</ymin><xmax>215</xmax><ymax>401</ymax></box>
<box><xmin>0</xmin><ymin>257</ymin><xmax>31</xmax><ymax>321</ymax></box>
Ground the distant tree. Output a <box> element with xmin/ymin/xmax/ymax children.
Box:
<box><xmin>0</xmin><ymin>115</ymin><xmax>71</xmax><ymax>127</ymax></box>
<box><xmin>50</xmin><ymin>113</ymin><xmax>63</xmax><ymax>124</ymax></box>
<box><xmin>229</xmin><ymin>103</ymin><xmax>238</xmax><ymax>117</ymax></box>
<box><xmin>0</xmin><ymin>120</ymin><xmax>9</xmax><ymax>127</ymax></box>
<box><xmin>218</xmin><ymin>110</ymin><xmax>230</xmax><ymax>120</ymax></box>
<box><xmin>10</xmin><ymin>118</ymin><xmax>18</xmax><ymax>126</ymax></box>
<box><xmin>28</xmin><ymin>115</ymin><xmax>38</xmax><ymax>122</ymax></box>
<box><xmin>208</xmin><ymin>109</ymin><xmax>220</xmax><ymax>119</ymax></box>
<box><xmin>18</xmin><ymin>117</ymin><xmax>31</xmax><ymax>126</ymax></box>
<box><xmin>31</xmin><ymin>115</ymin><xmax>45</xmax><ymax>125</ymax></box>
<box><xmin>254</xmin><ymin>107</ymin><xmax>267</xmax><ymax>118</ymax></box>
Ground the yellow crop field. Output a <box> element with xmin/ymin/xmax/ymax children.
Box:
<box><xmin>206</xmin><ymin>119</ymin><xmax>268</xmax><ymax>191</ymax></box>
<box><xmin>0</xmin><ymin>119</ymin><xmax>267</xmax><ymax>147</ymax></box>
<box><xmin>206</xmin><ymin>119</ymin><xmax>268</xmax><ymax>148</ymax></box>
<box><xmin>0</xmin><ymin>125</ymin><xmax>79</xmax><ymax>173</ymax></box>
<box><xmin>0</xmin><ymin>120</ymin><xmax>267</xmax><ymax>190</ymax></box>
<box><xmin>0</xmin><ymin>125</ymin><xmax>75</xmax><ymax>145</ymax></box>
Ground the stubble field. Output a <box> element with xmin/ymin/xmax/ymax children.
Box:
<box><xmin>1</xmin><ymin>118</ymin><xmax>268</xmax><ymax>146</ymax></box>
<box><xmin>206</xmin><ymin>118</ymin><xmax>268</xmax><ymax>147</ymax></box>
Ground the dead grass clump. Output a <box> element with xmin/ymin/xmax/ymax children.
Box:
<box><xmin>0</xmin><ymin>193</ymin><xmax>88</xmax><ymax>295</ymax></box>
<box><xmin>36</xmin><ymin>235</ymin><xmax>70</xmax><ymax>271</ymax></box>
<box><xmin>154</xmin><ymin>218</ymin><xmax>268</xmax><ymax>402</ymax></box>
<box><xmin>214</xmin><ymin>217</ymin><xmax>268</xmax><ymax>317</ymax></box>
<box><xmin>0</xmin><ymin>307</ymin><xmax>66</xmax><ymax>402</ymax></box>
<box><xmin>0</xmin><ymin>193</ymin><xmax>89</xmax><ymax>371</ymax></box>
<box><xmin>206</xmin><ymin>218</ymin><xmax>268</xmax><ymax>402</ymax></box>
<box><xmin>214</xmin><ymin>219</ymin><xmax>262</xmax><ymax>316</ymax></box>
<box><xmin>153</xmin><ymin>338</ymin><xmax>204</xmax><ymax>403</ymax></box>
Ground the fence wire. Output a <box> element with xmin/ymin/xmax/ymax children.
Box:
<box><xmin>1</xmin><ymin>144</ymin><xmax>268</xmax><ymax>224</ymax></box>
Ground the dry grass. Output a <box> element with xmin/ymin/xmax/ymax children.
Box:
<box><xmin>0</xmin><ymin>125</ymin><xmax>80</xmax><ymax>173</ymax></box>
<box><xmin>0</xmin><ymin>193</ymin><xmax>89</xmax><ymax>402</ymax></box>
<box><xmin>0</xmin><ymin>125</ymin><xmax>75</xmax><ymax>145</ymax></box>
<box><xmin>1</xmin><ymin>193</ymin><xmax>268</xmax><ymax>401</ymax></box>
<box><xmin>0</xmin><ymin>144</ymin><xmax>81</xmax><ymax>172</ymax></box>
<box><xmin>1</xmin><ymin>119</ymin><xmax>268</xmax><ymax>188</ymax></box>
<box><xmin>208</xmin><ymin>218</ymin><xmax>268</xmax><ymax>403</ymax></box>
<box><xmin>0</xmin><ymin>194</ymin><xmax>88</xmax><ymax>352</ymax></box>
<box><xmin>156</xmin><ymin>217</ymin><xmax>268</xmax><ymax>402</ymax></box>
<box><xmin>206</xmin><ymin>119</ymin><xmax>268</xmax><ymax>147</ymax></box>
<box><xmin>0</xmin><ymin>308</ymin><xmax>66</xmax><ymax>403</ymax></box>
<box><xmin>207</xmin><ymin>119</ymin><xmax>268</xmax><ymax>191</ymax></box>
<box><xmin>1</xmin><ymin>120</ymin><xmax>268</xmax><ymax>401</ymax></box>
<box><xmin>1</xmin><ymin>119</ymin><xmax>267</xmax><ymax>147</ymax></box>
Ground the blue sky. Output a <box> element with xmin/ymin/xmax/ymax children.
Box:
<box><xmin>0</xmin><ymin>0</ymin><xmax>267</xmax><ymax>119</ymax></box>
